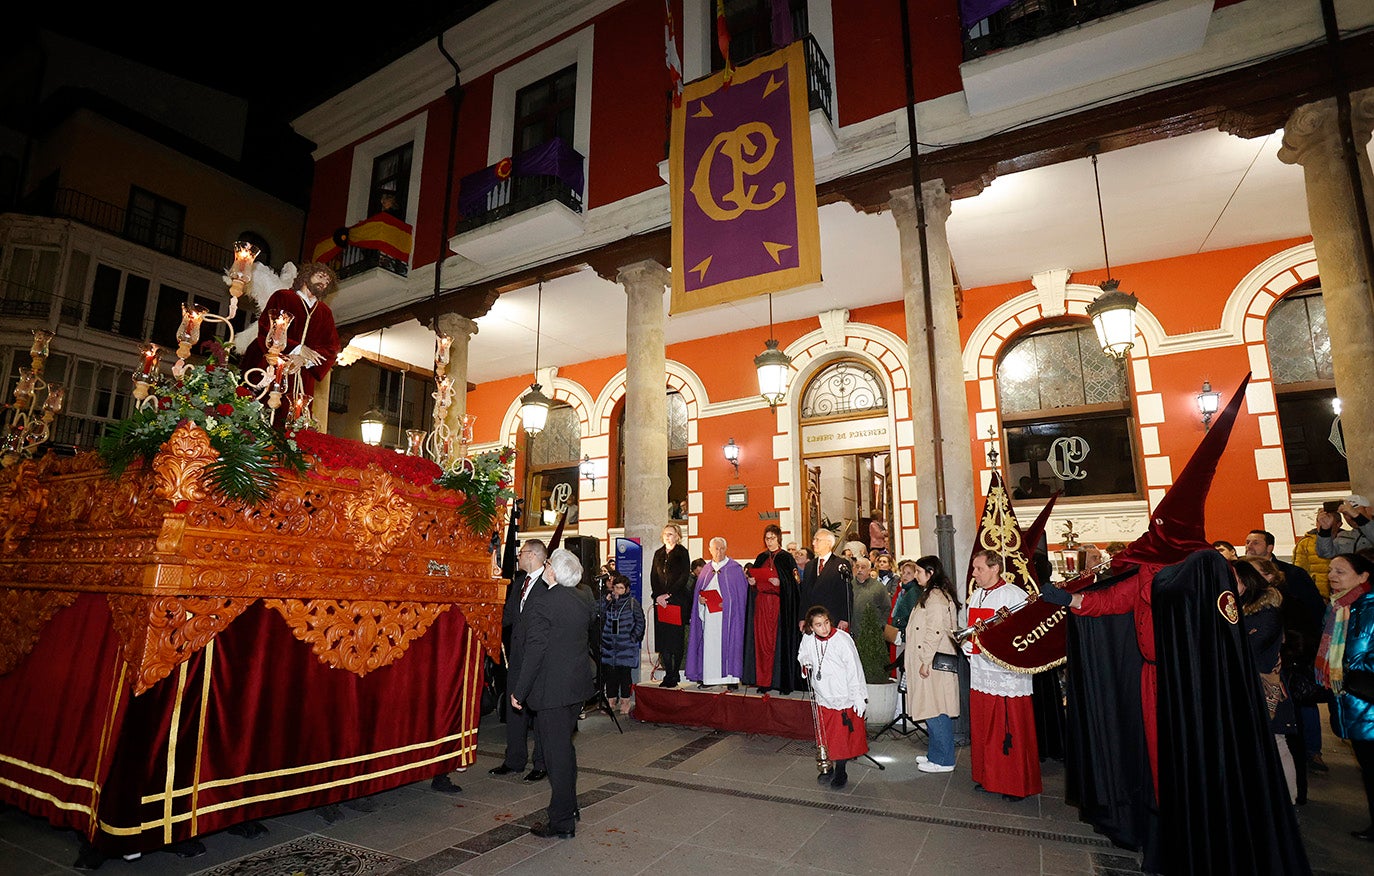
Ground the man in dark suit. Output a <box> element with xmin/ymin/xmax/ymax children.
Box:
<box><xmin>489</xmin><ymin>539</ymin><xmax>548</xmax><ymax>782</ymax></box>
<box><xmin>802</xmin><ymin>528</ymin><xmax>853</xmax><ymax>630</ymax></box>
<box><xmin>511</xmin><ymin>547</ymin><xmax>596</xmax><ymax>840</ymax></box>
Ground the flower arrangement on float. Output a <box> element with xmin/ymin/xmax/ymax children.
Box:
<box><xmin>434</xmin><ymin>445</ymin><xmax>517</xmax><ymax>532</ymax></box>
<box><xmin>98</xmin><ymin>340</ymin><xmax>307</xmax><ymax>506</ymax></box>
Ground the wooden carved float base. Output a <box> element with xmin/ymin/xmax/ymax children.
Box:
<box><xmin>0</xmin><ymin>588</ymin><xmax>78</xmax><ymax>675</ymax></box>
<box><xmin>264</xmin><ymin>599</ymin><xmax>453</xmax><ymax>676</ymax></box>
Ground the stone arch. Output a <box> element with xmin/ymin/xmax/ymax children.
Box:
<box><xmin>498</xmin><ymin>373</ymin><xmax>596</xmax><ymax>448</ymax></box>
<box><xmin>780</xmin><ymin>318</ymin><xmax>915</xmax><ymax>554</ymax></box>
<box><xmin>591</xmin><ymin>359</ymin><xmax>708</xmax><ymax>433</ymax></box>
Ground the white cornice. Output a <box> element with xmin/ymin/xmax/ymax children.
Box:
<box><xmin>294</xmin><ymin>0</ymin><xmax>622</xmax><ymax>158</ymax></box>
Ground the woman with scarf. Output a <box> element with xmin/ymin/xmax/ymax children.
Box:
<box><xmin>1319</xmin><ymin>552</ymin><xmax>1374</xmax><ymax>840</ymax></box>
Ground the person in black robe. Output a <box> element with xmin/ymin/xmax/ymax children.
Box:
<box><xmin>1152</xmin><ymin>549</ymin><xmax>1310</xmax><ymax>875</ymax></box>
<box><xmin>650</xmin><ymin>524</ymin><xmax>692</xmax><ymax>687</ymax></box>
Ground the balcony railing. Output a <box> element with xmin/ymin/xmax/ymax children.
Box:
<box><xmin>329</xmin><ymin>381</ymin><xmax>350</xmax><ymax>413</ymax></box>
<box><xmin>801</xmin><ymin>34</ymin><xmax>833</xmax><ymax>123</ymax></box>
<box><xmin>336</xmin><ymin>245</ymin><xmax>409</xmax><ymax>281</ymax></box>
<box><xmin>963</xmin><ymin>0</ymin><xmax>1161</xmax><ymax>61</ymax></box>
<box><xmin>21</xmin><ymin>188</ymin><xmax>231</xmax><ymax>273</ymax></box>
<box><xmin>454</xmin><ymin>137</ymin><xmax>585</xmax><ymax>236</ymax></box>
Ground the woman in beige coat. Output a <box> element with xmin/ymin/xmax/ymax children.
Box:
<box><xmin>904</xmin><ymin>555</ymin><xmax>962</xmax><ymax>772</ymax></box>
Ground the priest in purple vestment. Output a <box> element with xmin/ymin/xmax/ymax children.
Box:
<box><xmin>686</xmin><ymin>536</ymin><xmax>749</xmax><ymax>689</ymax></box>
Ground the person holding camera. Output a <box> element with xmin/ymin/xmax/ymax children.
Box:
<box><xmin>1317</xmin><ymin>495</ymin><xmax>1374</xmax><ymax>559</ymax></box>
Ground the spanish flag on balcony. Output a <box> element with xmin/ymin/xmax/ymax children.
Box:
<box><xmin>311</xmin><ymin>212</ymin><xmax>413</xmax><ymax>264</ymax></box>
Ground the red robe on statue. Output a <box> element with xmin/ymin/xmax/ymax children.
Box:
<box><xmin>241</xmin><ymin>289</ymin><xmax>341</xmax><ymax>398</ymax></box>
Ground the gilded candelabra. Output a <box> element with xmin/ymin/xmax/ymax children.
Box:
<box><xmin>1</xmin><ymin>330</ymin><xmax>66</xmax><ymax>466</ymax></box>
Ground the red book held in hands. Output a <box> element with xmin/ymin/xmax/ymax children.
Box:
<box><xmin>656</xmin><ymin>604</ymin><xmax>682</xmax><ymax>625</ymax></box>
<box><xmin>703</xmin><ymin>589</ymin><xmax>724</xmax><ymax>613</ymax></box>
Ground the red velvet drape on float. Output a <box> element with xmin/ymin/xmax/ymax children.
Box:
<box><xmin>0</xmin><ymin>595</ymin><xmax>482</xmax><ymax>855</ymax></box>
<box><xmin>631</xmin><ymin>684</ymin><xmax>812</xmax><ymax>739</ymax></box>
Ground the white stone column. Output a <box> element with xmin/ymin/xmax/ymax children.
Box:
<box><xmin>890</xmin><ymin>180</ymin><xmax>977</xmax><ymax>570</ymax></box>
<box><xmin>1279</xmin><ymin>89</ymin><xmax>1374</xmax><ymax>496</ymax></box>
<box><xmin>618</xmin><ymin>260</ymin><xmax>671</xmax><ymax>650</ymax></box>
<box><xmin>435</xmin><ymin>312</ymin><xmax>480</xmax><ymax>433</ymax></box>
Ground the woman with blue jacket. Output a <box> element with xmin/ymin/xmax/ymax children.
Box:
<box><xmin>601</xmin><ymin>574</ymin><xmax>646</xmax><ymax>715</ymax></box>
<box><xmin>1321</xmin><ymin>552</ymin><xmax>1374</xmax><ymax>841</ymax></box>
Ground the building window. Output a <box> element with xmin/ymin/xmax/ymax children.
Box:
<box><xmin>800</xmin><ymin>358</ymin><xmax>886</xmax><ymax>419</ymax></box>
<box><xmin>367</xmin><ymin>144</ymin><xmax>412</xmax><ymax>219</ymax></box>
<box><xmin>125</xmin><ymin>186</ymin><xmax>185</xmax><ymax>255</ymax></box>
<box><xmin>525</xmin><ymin>403</ymin><xmax>581</xmax><ymax>529</ymax></box>
<box><xmin>710</xmin><ymin>0</ymin><xmax>808</xmax><ymax>70</ymax></box>
<box><xmin>513</xmin><ymin>65</ymin><xmax>577</xmax><ymax>155</ymax></box>
<box><xmin>0</xmin><ymin>245</ymin><xmax>61</xmax><ymax>318</ymax></box>
<box><xmin>1266</xmin><ymin>286</ymin><xmax>1347</xmax><ymax>487</ymax></box>
<box><xmin>996</xmin><ymin>323</ymin><xmax>1138</xmax><ymax>500</ymax></box>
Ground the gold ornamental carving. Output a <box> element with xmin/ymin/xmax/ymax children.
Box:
<box><xmin>343</xmin><ymin>466</ymin><xmax>416</xmax><ymax>564</ymax></box>
<box><xmin>0</xmin><ymin>588</ymin><xmax>78</xmax><ymax>674</ymax></box>
<box><xmin>152</xmin><ymin>422</ymin><xmax>217</xmax><ymax>505</ymax></box>
<box><xmin>0</xmin><ymin>460</ymin><xmax>48</xmax><ymax>555</ymax></box>
<box><xmin>108</xmin><ymin>594</ymin><xmax>250</xmax><ymax>694</ymax></box>
<box><xmin>264</xmin><ymin>598</ymin><xmax>451</xmax><ymax>676</ymax></box>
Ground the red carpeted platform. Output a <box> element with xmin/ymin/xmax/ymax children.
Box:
<box><xmin>630</xmin><ymin>684</ymin><xmax>813</xmax><ymax>739</ymax></box>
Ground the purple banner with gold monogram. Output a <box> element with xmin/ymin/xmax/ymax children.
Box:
<box><xmin>670</xmin><ymin>41</ymin><xmax>820</xmax><ymax>313</ymax></box>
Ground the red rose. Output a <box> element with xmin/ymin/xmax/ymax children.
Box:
<box><xmin>205</xmin><ymin>362</ymin><xmax>216</xmax><ymax>372</ymax></box>
<box><xmin>236</xmin><ymin>386</ymin><xmax>253</xmax><ymax>398</ymax></box>
<box><xmin>216</xmin><ymin>403</ymin><xmax>235</xmax><ymax>416</ymax></box>
<box><xmin>158</xmin><ymin>397</ymin><xmax>172</xmax><ymax>409</ymax></box>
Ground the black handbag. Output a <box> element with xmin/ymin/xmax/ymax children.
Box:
<box><xmin>1287</xmin><ymin>668</ymin><xmax>1333</xmax><ymax>706</ymax></box>
<box><xmin>931</xmin><ymin>652</ymin><xmax>959</xmax><ymax>673</ymax></box>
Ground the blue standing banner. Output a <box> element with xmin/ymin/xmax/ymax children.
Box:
<box><xmin>616</xmin><ymin>537</ymin><xmax>644</xmax><ymax>603</ymax></box>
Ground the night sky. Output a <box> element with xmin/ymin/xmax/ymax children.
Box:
<box><xmin>12</xmin><ymin>2</ymin><xmax>497</xmax><ymax>206</ymax></box>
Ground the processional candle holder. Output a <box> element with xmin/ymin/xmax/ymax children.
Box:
<box><xmin>1056</xmin><ymin>519</ymin><xmax>1085</xmax><ymax>580</ymax></box>
<box><xmin>1</xmin><ymin>330</ymin><xmax>66</xmax><ymax>466</ymax></box>
<box><xmin>265</xmin><ymin>310</ymin><xmax>293</xmax><ymax>365</ymax></box>
<box><xmin>406</xmin><ymin>429</ymin><xmax>427</xmax><ymax>456</ymax></box>
<box><xmin>226</xmin><ymin>241</ymin><xmax>261</xmax><ymax>319</ymax></box>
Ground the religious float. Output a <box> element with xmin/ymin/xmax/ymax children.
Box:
<box><xmin>0</xmin><ymin>283</ymin><xmax>510</xmax><ymax>857</ymax></box>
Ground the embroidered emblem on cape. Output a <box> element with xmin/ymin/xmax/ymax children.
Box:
<box><xmin>1218</xmin><ymin>590</ymin><xmax>1240</xmax><ymax>625</ymax></box>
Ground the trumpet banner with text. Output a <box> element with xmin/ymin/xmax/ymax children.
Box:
<box><xmin>670</xmin><ymin>41</ymin><xmax>820</xmax><ymax>312</ymax></box>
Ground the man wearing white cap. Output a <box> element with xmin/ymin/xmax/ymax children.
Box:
<box><xmin>1317</xmin><ymin>495</ymin><xmax>1374</xmax><ymax>558</ymax></box>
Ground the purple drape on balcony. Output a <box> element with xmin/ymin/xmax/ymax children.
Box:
<box><xmin>770</xmin><ymin>0</ymin><xmax>794</xmax><ymax>47</ymax></box>
<box><xmin>457</xmin><ymin>137</ymin><xmax>585</xmax><ymax>218</ymax></box>
<box><xmin>961</xmin><ymin>0</ymin><xmax>1017</xmax><ymax>27</ymax></box>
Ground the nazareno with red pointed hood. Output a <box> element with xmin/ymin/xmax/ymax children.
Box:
<box><xmin>1054</xmin><ymin>375</ymin><xmax>1309</xmax><ymax>874</ymax></box>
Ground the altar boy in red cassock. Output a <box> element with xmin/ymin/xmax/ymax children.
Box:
<box><xmin>240</xmin><ymin>262</ymin><xmax>341</xmax><ymax>400</ymax></box>
<box><xmin>798</xmin><ymin>605</ymin><xmax>867</xmax><ymax>789</ymax></box>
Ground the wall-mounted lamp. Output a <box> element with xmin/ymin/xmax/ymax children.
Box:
<box><xmin>1197</xmin><ymin>380</ymin><xmax>1222</xmax><ymax>430</ymax></box>
<box><xmin>723</xmin><ymin>437</ymin><xmax>740</xmax><ymax>476</ymax></box>
<box><xmin>580</xmin><ymin>453</ymin><xmax>596</xmax><ymax>490</ymax></box>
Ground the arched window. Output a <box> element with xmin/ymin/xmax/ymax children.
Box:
<box><xmin>800</xmin><ymin>358</ymin><xmax>886</xmax><ymax>419</ymax></box>
<box><xmin>996</xmin><ymin>323</ymin><xmax>1137</xmax><ymax>501</ymax></box>
<box><xmin>524</xmin><ymin>403</ymin><xmax>581</xmax><ymax>528</ymax></box>
<box><xmin>613</xmin><ymin>391</ymin><xmax>690</xmax><ymax>526</ymax></box>
<box><xmin>1266</xmin><ymin>285</ymin><xmax>1347</xmax><ymax>487</ymax></box>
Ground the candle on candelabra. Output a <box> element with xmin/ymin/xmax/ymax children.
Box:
<box><xmin>138</xmin><ymin>342</ymin><xmax>160</xmax><ymax>377</ymax></box>
<box><xmin>432</xmin><ymin>376</ymin><xmax>453</xmax><ymax>420</ymax></box>
<box><xmin>459</xmin><ymin>413</ymin><xmax>476</xmax><ymax>445</ymax></box>
<box><xmin>435</xmin><ymin>335</ymin><xmax>453</xmax><ymax>369</ymax></box>
<box><xmin>290</xmin><ymin>394</ymin><xmax>313</xmax><ymax>421</ymax></box>
<box><xmin>30</xmin><ymin>329</ymin><xmax>54</xmax><ymax>359</ymax></box>
<box><xmin>226</xmin><ymin>241</ymin><xmax>261</xmax><ymax>318</ymax></box>
<box><xmin>406</xmin><ymin>429</ymin><xmax>427</xmax><ymax>456</ymax></box>
<box><xmin>42</xmin><ymin>385</ymin><xmax>65</xmax><ymax>415</ymax></box>
<box><xmin>266</xmin><ymin>310</ymin><xmax>294</xmax><ymax>357</ymax></box>
<box><xmin>176</xmin><ymin>304</ymin><xmax>208</xmax><ymax>358</ymax></box>
<box><xmin>13</xmin><ymin>369</ymin><xmax>36</xmax><ymax>408</ymax></box>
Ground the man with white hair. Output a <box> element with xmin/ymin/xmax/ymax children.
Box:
<box><xmin>685</xmin><ymin>537</ymin><xmax>749</xmax><ymax>690</ymax></box>
<box><xmin>802</xmin><ymin>529</ymin><xmax>852</xmax><ymax>630</ymax></box>
<box><xmin>510</xmin><ymin>548</ymin><xmax>596</xmax><ymax>839</ymax></box>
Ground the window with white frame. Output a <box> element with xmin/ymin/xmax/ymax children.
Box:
<box><xmin>1266</xmin><ymin>284</ymin><xmax>1347</xmax><ymax>487</ymax></box>
<box><xmin>996</xmin><ymin>322</ymin><xmax>1138</xmax><ymax>500</ymax></box>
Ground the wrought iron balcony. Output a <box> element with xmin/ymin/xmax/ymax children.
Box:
<box><xmin>454</xmin><ymin>137</ymin><xmax>585</xmax><ymax>236</ymax></box>
<box><xmin>336</xmin><ymin>245</ymin><xmax>409</xmax><ymax>281</ymax></box>
<box><xmin>22</xmin><ymin>188</ymin><xmax>231</xmax><ymax>273</ymax></box>
<box><xmin>963</xmin><ymin>0</ymin><xmax>1160</xmax><ymax>62</ymax></box>
<box><xmin>801</xmin><ymin>34</ymin><xmax>833</xmax><ymax>123</ymax></box>
<box><xmin>328</xmin><ymin>381</ymin><xmax>350</xmax><ymax>413</ymax></box>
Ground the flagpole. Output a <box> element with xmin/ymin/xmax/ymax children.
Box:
<box><xmin>898</xmin><ymin>0</ymin><xmax>956</xmax><ymax>572</ymax></box>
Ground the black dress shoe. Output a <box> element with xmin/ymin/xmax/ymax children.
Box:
<box><xmin>829</xmin><ymin>772</ymin><xmax>848</xmax><ymax>789</ymax></box>
<box><xmin>488</xmin><ymin>764</ymin><xmax>518</xmax><ymax>776</ymax></box>
<box><xmin>816</xmin><ymin>770</ymin><xmax>833</xmax><ymax>784</ymax></box>
<box><xmin>529</xmin><ymin>822</ymin><xmax>575</xmax><ymax>839</ymax></box>
<box><xmin>430</xmin><ymin>775</ymin><xmax>462</xmax><ymax>794</ymax></box>
<box><xmin>1352</xmin><ymin>826</ymin><xmax>1374</xmax><ymax>841</ymax></box>
<box><xmin>755</xmin><ymin>687</ymin><xmax>771</xmax><ymax>694</ymax></box>
<box><xmin>659</xmin><ymin>679</ymin><xmax>678</xmax><ymax>688</ymax></box>
<box><xmin>523</xmin><ymin>769</ymin><xmax>548</xmax><ymax>782</ymax></box>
